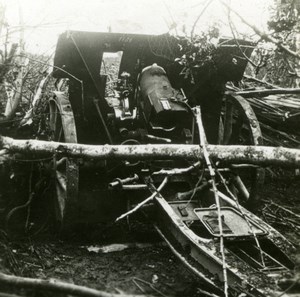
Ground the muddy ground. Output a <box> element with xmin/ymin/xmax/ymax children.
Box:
<box><xmin>0</xmin><ymin>170</ymin><xmax>300</xmax><ymax>297</ymax></box>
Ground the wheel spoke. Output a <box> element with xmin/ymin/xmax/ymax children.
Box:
<box><xmin>219</xmin><ymin>94</ymin><xmax>265</xmax><ymax>206</ymax></box>
<box><xmin>57</xmin><ymin>126</ymin><xmax>63</xmax><ymax>142</ymax></box>
<box><xmin>223</xmin><ymin>99</ymin><xmax>233</xmax><ymax>145</ymax></box>
<box><xmin>48</xmin><ymin>95</ymin><xmax>79</xmax><ymax>227</ymax></box>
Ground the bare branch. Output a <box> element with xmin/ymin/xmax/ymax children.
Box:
<box><xmin>243</xmin><ymin>74</ymin><xmax>280</xmax><ymax>89</ymax></box>
<box><xmin>220</xmin><ymin>0</ymin><xmax>300</xmax><ymax>60</ymax></box>
<box><xmin>226</xmin><ymin>8</ymin><xmax>258</xmax><ymax>68</ymax></box>
<box><xmin>0</xmin><ymin>273</ymin><xmax>155</xmax><ymax>297</ymax></box>
<box><xmin>235</xmin><ymin>87</ymin><xmax>300</xmax><ymax>97</ymax></box>
<box><xmin>115</xmin><ymin>176</ymin><xmax>168</xmax><ymax>222</ymax></box>
<box><xmin>191</xmin><ymin>0</ymin><xmax>215</xmax><ymax>42</ymax></box>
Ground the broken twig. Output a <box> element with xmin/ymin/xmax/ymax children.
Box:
<box><xmin>235</xmin><ymin>88</ymin><xmax>300</xmax><ymax>97</ymax></box>
<box><xmin>0</xmin><ymin>273</ymin><xmax>155</xmax><ymax>297</ymax></box>
<box><xmin>191</xmin><ymin>0</ymin><xmax>215</xmax><ymax>42</ymax></box>
<box><xmin>115</xmin><ymin>176</ymin><xmax>168</xmax><ymax>222</ymax></box>
<box><xmin>152</xmin><ymin>161</ymin><xmax>201</xmax><ymax>176</ymax></box>
<box><xmin>243</xmin><ymin>75</ymin><xmax>280</xmax><ymax>89</ymax></box>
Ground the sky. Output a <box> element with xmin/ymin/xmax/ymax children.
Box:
<box><xmin>2</xmin><ymin>0</ymin><xmax>273</xmax><ymax>55</ymax></box>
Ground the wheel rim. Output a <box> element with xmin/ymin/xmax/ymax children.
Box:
<box><xmin>218</xmin><ymin>93</ymin><xmax>265</xmax><ymax>206</ymax></box>
<box><xmin>48</xmin><ymin>93</ymin><xmax>79</xmax><ymax>225</ymax></box>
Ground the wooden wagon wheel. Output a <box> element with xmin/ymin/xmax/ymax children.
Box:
<box><xmin>48</xmin><ymin>91</ymin><xmax>79</xmax><ymax>227</ymax></box>
<box><xmin>218</xmin><ymin>93</ymin><xmax>265</xmax><ymax>207</ymax></box>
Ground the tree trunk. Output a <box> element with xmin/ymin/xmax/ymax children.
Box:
<box><xmin>1</xmin><ymin>136</ymin><xmax>300</xmax><ymax>167</ymax></box>
<box><xmin>4</xmin><ymin>3</ymin><xmax>26</xmax><ymax>120</ymax></box>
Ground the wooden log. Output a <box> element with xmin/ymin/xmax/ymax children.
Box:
<box><xmin>0</xmin><ymin>273</ymin><xmax>155</xmax><ymax>297</ymax></box>
<box><xmin>235</xmin><ymin>88</ymin><xmax>300</xmax><ymax>97</ymax></box>
<box><xmin>1</xmin><ymin>136</ymin><xmax>300</xmax><ymax>167</ymax></box>
<box><xmin>0</xmin><ymin>293</ymin><xmax>23</xmax><ymax>297</ymax></box>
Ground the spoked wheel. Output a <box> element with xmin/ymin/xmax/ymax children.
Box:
<box><xmin>48</xmin><ymin>92</ymin><xmax>79</xmax><ymax>228</ymax></box>
<box><xmin>218</xmin><ymin>93</ymin><xmax>265</xmax><ymax>208</ymax></box>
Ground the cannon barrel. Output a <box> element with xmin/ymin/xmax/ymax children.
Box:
<box><xmin>138</xmin><ymin>64</ymin><xmax>189</xmax><ymax>128</ymax></box>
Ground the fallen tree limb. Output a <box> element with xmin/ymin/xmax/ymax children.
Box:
<box><xmin>152</xmin><ymin>161</ymin><xmax>201</xmax><ymax>176</ymax></box>
<box><xmin>242</xmin><ymin>75</ymin><xmax>280</xmax><ymax>89</ymax></box>
<box><xmin>234</xmin><ymin>88</ymin><xmax>300</xmax><ymax>97</ymax></box>
<box><xmin>115</xmin><ymin>176</ymin><xmax>168</xmax><ymax>222</ymax></box>
<box><xmin>0</xmin><ymin>293</ymin><xmax>23</xmax><ymax>297</ymax></box>
<box><xmin>0</xmin><ymin>273</ymin><xmax>155</xmax><ymax>297</ymax></box>
<box><xmin>1</xmin><ymin>136</ymin><xmax>300</xmax><ymax>167</ymax></box>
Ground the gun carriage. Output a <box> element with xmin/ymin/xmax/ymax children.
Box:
<box><xmin>41</xmin><ymin>31</ymin><xmax>295</xmax><ymax>297</ymax></box>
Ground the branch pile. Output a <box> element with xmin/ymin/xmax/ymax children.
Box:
<box><xmin>228</xmin><ymin>78</ymin><xmax>300</xmax><ymax>148</ymax></box>
<box><xmin>262</xmin><ymin>200</ymin><xmax>300</xmax><ymax>233</ymax></box>
<box><xmin>247</xmin><ymin>93</ymin><xmax>300</xmax><ymax>147</ymax></box>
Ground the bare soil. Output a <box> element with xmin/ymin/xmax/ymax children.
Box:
<box><xmin>0</xmin><ymin>171</ymin><xmax>300</xmax><ymax>297</ymax></box>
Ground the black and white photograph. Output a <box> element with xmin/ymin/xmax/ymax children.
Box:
<box><xmin>0</xmin><ymin>0</ymin><xmax>299</xmax><ymax>296</ymax></box>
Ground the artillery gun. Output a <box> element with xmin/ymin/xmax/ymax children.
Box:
<box><xmin>4</xmin><ymin>31</ymin><xmax>297</xmax><ymax>297</ymax></box>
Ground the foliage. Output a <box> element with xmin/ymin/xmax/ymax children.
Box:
<box><xmin>174</xmin><ymin>24</ymin><xmax>220</xmax><ymax>83</ymax></box>
<box><xmin>248</xmin><ymin>0</ymin><xmax>300</xmax><ymax>87</ymax></box>
<box><xmin>0</xmin><ymin>47</ymin><xmax>54</xmax><ymax>135</ymax></box>
<box><xmin>268</xmin><ymin>0</ymin><xmax>299</xmax><ymax>34</ymax></box>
